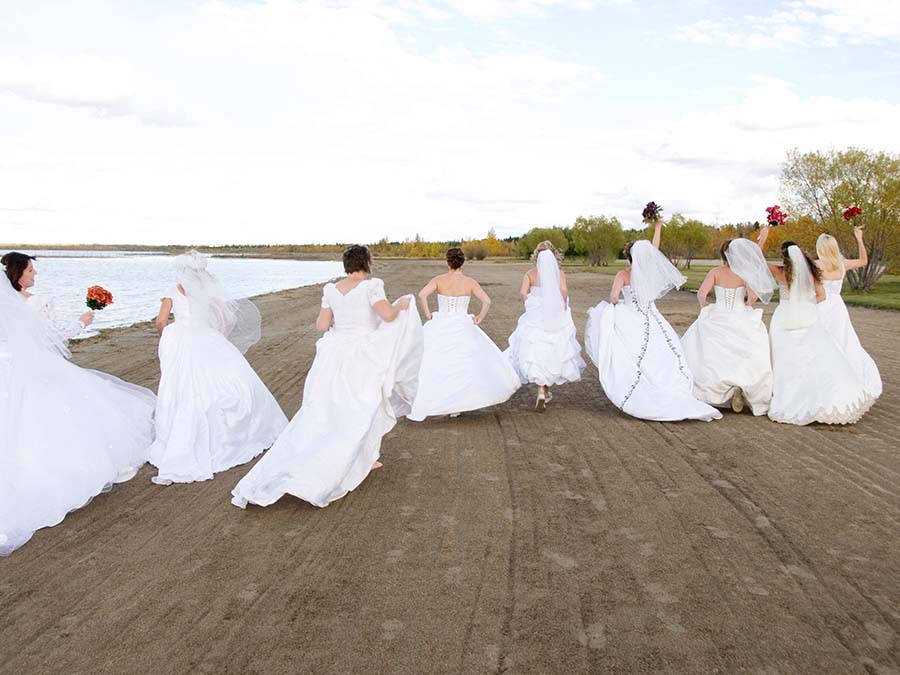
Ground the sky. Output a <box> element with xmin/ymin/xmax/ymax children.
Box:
<box><xmin>1</xmin><ymin>0</ymin><xmax>899</xmax><ymax>245</ymax></box>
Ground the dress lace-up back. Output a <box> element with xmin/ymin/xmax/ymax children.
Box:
<box><xmin>713</xmin><ymin>286</ymin><xmax>746</xmax><ymax>312</ymax></box>
<box><xmin>437</xmin><ymin>294</ymin><xmax>470</xmax><ymax>314</ymax></box>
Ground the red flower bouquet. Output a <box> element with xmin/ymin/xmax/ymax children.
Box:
<box><xmin>842</xmin><ymin>206</ymin><xmax>863</xmax><ymax>221</ymax></box>
<box><xmin>86</xmin><ymin>285</ymin><xmax>114</xmax><ymax>310</ymax></box>
<box><xmin>765</xmin><ymin>205</ymin><xmax>787</xmax><ymax>227</ymax></box>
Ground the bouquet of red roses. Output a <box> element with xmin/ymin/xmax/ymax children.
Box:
<box><xmin>842</xmin><ymin>206</ymin><xmax>862</xmax><ymax>221</ymax></box>
<box><xmin>765</xmin><ymin>205</ymin><xmax>787</xmax><ymax>227</ymax></box>
<box><xmin>86</xmin><ymin>285</ymin><xmax>114</xmax><ymax>310</ymax></box>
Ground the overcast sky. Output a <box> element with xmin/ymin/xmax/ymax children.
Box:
<box><xmin>1</xmin><ymin>0</ymin><xmax>898</xmax><ymax>245</ymax></box>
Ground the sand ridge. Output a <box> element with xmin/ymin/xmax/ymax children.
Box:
<box><xmin>1</xmin><ymin>259</ymin><xmax>898</xmax><ymax>674</ymax></box>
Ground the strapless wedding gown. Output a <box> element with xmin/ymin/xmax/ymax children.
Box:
<box><xmin>817</xmin><ymin>277</ymin><xmax>882</xmax><ymax>400</ymax></box>
<box><xmin>149</xmin><ymin>288</ymin><xmax>288</xmax><ymax>485</ymax></box>
<box><xmin>681</xmin><ymin>286</ymin><xmax>773</xmax><ymax>415</ymax></box>
<box><xmin>505</xmin><ymin>287</ymin><xmax>585</xmax><ymax>386</ymax></box>
<box><xmin>231</xmin><ymin>279</ymin><xmax>423</xmax><ymax>509</ymax></box>
<box><xmin>0</xmin><ymin>294</ymin><xmax>155</xmax><ymax>556</ymax></box>
<box><xmin>409</xmin><ymin>294</ymin><xmax>519</xmax><ymax>420</ymax></box>
<box><xmin>584</xmin><ymin>286</ymin><xmax>721</xmax><ymax>422</ymax></box>
<box><xmin>768</xmin><ymin>286</ymin><xmax>874</xmax><ymax>425</ymax></box>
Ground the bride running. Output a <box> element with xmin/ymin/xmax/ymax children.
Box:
<box><xmin>584</xmin><ymin>222</ymin><xmax>721</xmax><ymax>422</ymax></box>
<box><xmin>149</xmin><ymin>251</ymin><xmax>288</xmax><ymax>485</ymax></box>
<box><xmin>408</xmin><ymin>247</ymin><xmax>519</xmax><ymax>421</ymax></box>
<box><xmin>756</xmin><ymin>232</ymin><xmax>874</xmax><ymax>425</ymax></box>
<box><xmin>814</xmin><ymin>228</ymin><xmax>882</xmax><ymax>401</ymax></box>
<box><xmin>681</xmin><ymin>238</ymin><xmax>776</xmax><ymax>415</ymax></box>
<box><xmin>0</xmin><ymin>253</ymin><xmax>155</xmax><ymax>555</ymax></box>
<box><xmin>505</xmin><ymin>241</ymin><xmax>585</xmax><ymax>411</ymax></box>
<box><xmin>231</xmin><ymin>245</ymin><xmax>422</xmax><ymax>509</ymax></box>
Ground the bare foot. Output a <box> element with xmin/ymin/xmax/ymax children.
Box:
<box><xmin>371</xmin><ymin>461</ymin><xmax>383</xmax><ymax>471</ymax></box>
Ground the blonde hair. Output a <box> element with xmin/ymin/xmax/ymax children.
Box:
<box><xmin>816</xmin><ymin>234</ymin><xmax>844</xmax><ymax>274</ymax></box>
<box><xmin>530</xmin><ymin>240</ymin><xmax>563</xmax><ymax>262</ymax></box>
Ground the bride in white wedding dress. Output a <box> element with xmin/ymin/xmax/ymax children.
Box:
<box><xmin>814</xmin><ymin>228</ymin><xmax>882</xmax><ymax>401</ymax></box>
<box><xmin>409</xmin><ymin>247</ymin><xmax>519</xmax><ymax>421</ymax></box>
<box><xmin>756</xmin><ymin>234</ymin><xmax>874</xmax><ymax>425</ymax></box>
<box><xmin>149</xmin><ymin>251</ymin><xmax>288</xmax><ymax>485</ymax></box>
<box><xmin>0</xmin><ymin>253</ymin><xmax>155</xmax><ymax>556</ymax></box>
<box><xmin>584</xmin><ymin>223</ymin><xmax>721</xmax><ymax>422</ymax></box>
<box><xmin>231</xmin><ymin>245</ymin><xmax>423</xmax><ymax>509</ymax></box>
<box><xmin>681</xmin><ymin>238</ymin><xmax>776</xmax><ymax>415</ymax></box>
<box><xmin>505</xmin><ymin>241</ymin><xmax>585</xmax><ymax>411</ymax></box>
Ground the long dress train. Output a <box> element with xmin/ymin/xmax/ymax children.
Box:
<box><xmin>409</xmin><ymin>294</ymin><xmax>519</xmax><ymax>420</ymax></box>
<box><xmin>585</xmin><ymin>286</ymin><xmax>721</xmax><ymax>422</ymax></box>
<box><xmin>817</xmin><ymin>277</ymin><xmax>882</xmax><ymax>400</ymax></box>
<box><xmin>769</xmin><ymin>285</ymin><xmax>875</xmax><ymax>425</ymax></box>
<box><xmin>231</xmin><ymin>278</ymin><xmax>423</xmax><ymax>509</ymax></box>
<box><xmin>0</xmin><ymin>291</ymin><xmax>155</xmax><ymax>555</ymax></box>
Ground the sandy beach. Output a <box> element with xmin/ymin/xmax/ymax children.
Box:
<box><xmin>1</xmin><ymin>259</ymin><xmax>897</xmax><ymax>675</ymax></box>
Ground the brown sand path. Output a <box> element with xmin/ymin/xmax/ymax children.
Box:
<box><xmin>1</xmin><ymin>259</ymin><xmax>898</xmax><ymax>674</ymax></box>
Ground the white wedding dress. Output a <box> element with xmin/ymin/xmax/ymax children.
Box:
<box><xmin>149</xmin><ymin>287</ymin><xmax>288</xmax><ymax>485</ymax></box>
<box><xmin>409</xmin><ymin>294</ymin><xmax>520</xmax><ymax>420</ymax></box>
<box><xmin>817</xmin><ymin>277</ymin><xmax>882</xmax><ymax>400</ymax></box>
<box><xmin>505</xmin><ymin>291</ymin><xmax>585</xmax><ymax>387</ymax></box>
<box><xmin>769</xmin><ymin>284</ymin><xmax>874</xmax><ymax>425</ymax></box>
<box><xmin>231</xmin><ymin>278</ymin><xmax>423</xmax><ymax>509</ymax></box>
<box><xmin>681</xmin><ymin>286</ymin><xmax>773</xmax><ymax>415</ymax></box>
<box><xmin>585</xmin><ymin>286</ymin><xmax>721</xmax><ymax>422</ymax></box>
<box><xmin>0</xmin><ymin>291</ymin><xmax>155</xmax><ymax>556</ymax></box>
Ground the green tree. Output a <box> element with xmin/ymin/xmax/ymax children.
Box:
<box><xmin>781</xmin><ymin>147</ymin><xmax>900</xmax><ymax>290</ymax></box>
<box><xmin>571</xmin><ymin>215</ymin><xmax>626</xmax><ymax>266</ymax></box>
<box><xmin>517</xmin><ymin>227</ymin><xmax>570</xmax><ymax>258</ymax></box>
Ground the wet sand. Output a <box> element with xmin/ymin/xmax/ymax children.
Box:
<box><xmin>1</xmin><ymin>259</ymin><xmax>898</xmax><ymax>674</ymax></box>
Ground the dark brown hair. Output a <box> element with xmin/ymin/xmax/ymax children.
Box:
<box><xmin>446</xmin><ymin>247</ymin><xmax>465</xmax><ymax>270</ymax></box>
<box><xmin>720</xmin><ymin>239</ymin><xmax>732</xmax><ymax>264</ymax></box>
<box><xmin>1</xmin><ymin>252</ymin><xmax>36</xmax><ymax>291</ymax></box>
<box><xmin>343</xmin><ymin>245</ymin><xmax>371</xmax><ymax>274</ymax></box>
<box><xmin>624</xmin><ymin>242</ymin><xmax>634</xmax><ymax>263</ymax></box>
<box><xmin>781</xmin><ymin>240</ymin><xmax>822</xmax><ymax>286</ymax></box>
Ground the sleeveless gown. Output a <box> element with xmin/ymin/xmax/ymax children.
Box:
<box><xmin>409</xmin><ymin>294</ymin><xmax>520</xmax><ymax>420</ymax></box>
<box><xmin>0</xmin><ymin>295</ymin><xmax>155</xmax><ymax>556</ymax></box>
<box><xmin>231</xmin><ymin>279</ymin><xmax>423</xmax><ymax>509</ymax></box>
<box><xmin>149</xmin><ymin>288</ymin><xmax>288</xmax><ymax>484</ymax></box>
<box><xmin>584</xmin><ymin>286</ymin><xmax>721</xmax><ymax>422</ymax></box>
<box><xmin>817</xmin><ymin>277</ymin><xmax>882</xmax><ymax>400</ymax></box>
<box><xmin>768</xmin><ymin>285</ymin><xmax>875</xmax><ymax>425</ymax></box>
<box><xmin>681</xmin><ymin>286</ymin><xmax>773</xmax><ymax>415</ymax></box>
<box><xmin>505</xmin><ymin>287</ymin><xmax>585</xmax><ymax>387</ymax></box>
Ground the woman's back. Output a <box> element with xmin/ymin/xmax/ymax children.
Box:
<box><xmin>435</xmin><ymin>272</ymin><xmax>474</xmax><ymax>297</ymax></box>
<box><xmin>323</xmin><ymin>278</ymin><xmax>384</xmax><ymax>334</ymax></box>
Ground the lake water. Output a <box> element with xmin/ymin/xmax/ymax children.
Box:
<box><xmin>2</xmin><ymin>251</ymin><xmax>343</xmax><ymax>337</ymax></box>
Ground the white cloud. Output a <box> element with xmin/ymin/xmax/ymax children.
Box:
<box><xmin>674</xmin><ymin>0</ymin><xmax>900</xmax><ymax>49</ymax></box>
<box><xmin>0</xmin><ymin>54</ymin><xmax>187</xmax><ymax>126</ymax></box>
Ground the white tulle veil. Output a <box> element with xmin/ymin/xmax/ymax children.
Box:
<box><xmin>0</xmin><ymin>274</ymin><xmax>70</xmax><ymax>360</ymax></box>
<box><xmin>536</xmin><ymin>249</ymin><xmax>566</xmax><ymax>330</ymax></box>
<box><xmin>725</xmin><ymin>238</ymin><xmax>777</xmax><ymax>304</ymax></box>
<box><xmin>629</xmin><ymin>240</ymin><xmax>686</xmax><ymax>306</ymax></box>
<box><xmin>784</xmin><ymin>245</ymin><xmax>817</xmax><ymax>330</ymax></box>
<box><xmin>172</xmin><ymin>251</ymin><xmax>261</xmax><ymax>353</ymax></box>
